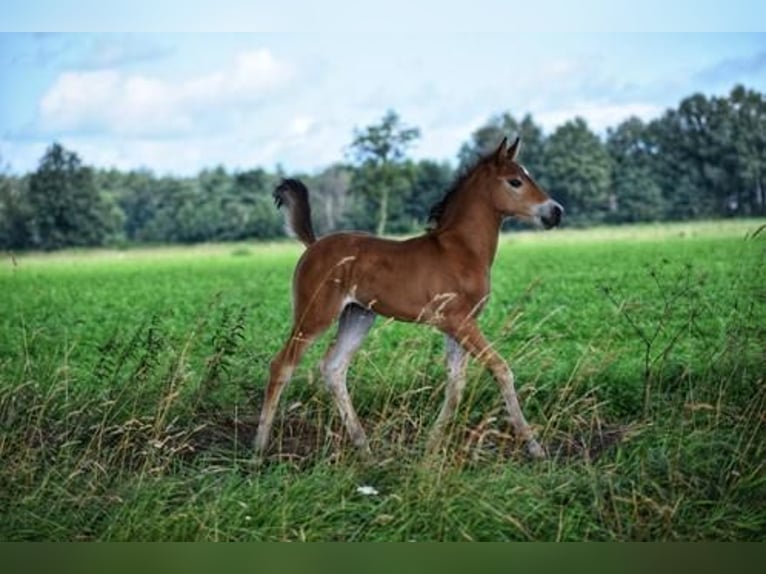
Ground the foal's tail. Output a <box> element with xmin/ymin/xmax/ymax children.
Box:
<box><xmin>274</xmin><ymin>178</ymin><xmax>317</xmax><ymax>247</ymax></box>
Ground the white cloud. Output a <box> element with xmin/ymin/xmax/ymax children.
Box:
<box><xmin>2</xmin><ymin>113</ymin><xmax>348</xmax><ymax>176</ymax></box>
<box><xmin>417</xmin><ymin>114</ymin><xmax>487</xmax><ymax>162</ymax></box>
<box><xmin>288</xmin><ymin>115</ymin><xmax>315</xmax><ymax>137</ymax></box>
<box><xmin>76</xmin><ymin>35</ymin><xmax>174</xmax><ymax>69</ymax></box>
<box><xmin>37</xmin><ymin>49</ymin><xmax>293</xmax><ymax>137</ymax></box>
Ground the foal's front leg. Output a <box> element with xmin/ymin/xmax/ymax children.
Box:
<box><xmin>449</xmin><ymin>321</ymin><xmax>546</xmax><ymax>460</ymax></box>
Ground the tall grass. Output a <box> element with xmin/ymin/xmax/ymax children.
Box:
<box><xmin>0</xmin><ymin>220</ymin><xmax>764</xmax><ymax>540</ymax></box>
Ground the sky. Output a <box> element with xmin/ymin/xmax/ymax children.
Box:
<box><xmin>1</xmin><ymin>4</ymin><xmax>765</xmax><ymax>176</ymax></box>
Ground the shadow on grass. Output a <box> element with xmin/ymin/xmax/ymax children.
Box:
<box><xmin>185</xmin><ymin>408</ymin><xmax>637</xmax><ymax>469</ymax></box>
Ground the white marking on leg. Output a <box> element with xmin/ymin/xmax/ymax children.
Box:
<box><xmin>491</xmin><ymin>359</ymin><xmax>545</xmax><ymax>459</ymax></box>
<box><xmin>428</xmin><ymin>335</ymin><xmax>468</xmax><ymax>451</ymax></box>
<box><xmin>320</xmin><ymin>305</ymin><xmax>375</xmax><ymax>452</ymax></box>
<box><xmin>454</xmin><ymin>324</ymin><xmax>546</xmax><ymax>460</ymax></box>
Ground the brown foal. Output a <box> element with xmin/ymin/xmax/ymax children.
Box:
<box><xmin>255</xmin><ymin>136</ymin><xmax>563</xmax><ymax>461</ymax></box>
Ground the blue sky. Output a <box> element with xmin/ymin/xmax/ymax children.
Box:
<box><xmin>1</xmin><ymin>7</ymin><xmax>765</xmax><ymax>175</ymax></box>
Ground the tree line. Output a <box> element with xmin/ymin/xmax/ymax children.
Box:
<box><xmin>1</xmin><ymin>85</ymin><xmax>764</xmax><ymax>251</ymax></box>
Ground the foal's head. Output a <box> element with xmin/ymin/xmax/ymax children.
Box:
<box><xmin>484</xmin><ymin>137</ymin><xmax>563</xmax><ymax>229</ymax></box>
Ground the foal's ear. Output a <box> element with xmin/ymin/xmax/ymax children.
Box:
<box><xmin>494</xmin><ymin>137</ymin><xmax>509</xmax><ymax>164</ymax></box>
<box><xmin>508</xmin><ymin>136</ymin><xmax>522</xmax><ymax>161</ymax></box>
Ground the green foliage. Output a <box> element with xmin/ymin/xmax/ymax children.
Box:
<box><xmin>545</xmin><ymin>118</ymin><xmax>612</xmax><ymax>224</ymax></box>
<box><xmin>607</xmin><ymin>118</ymin><xmax>666</xmax><ymax>222</ymax></box>
<box><xmin>644</xmin><ymin>86</ymin><xmax>766</xmax><ymax>220</ymax></box>
<box><xmin>609</xmin><ymin>166</ymin><xmax>665</xmax><ymax>223</ymax></box>
<box><xmin>96</xmin><ymin>167</ymin><xmax>283</xmax><ymax>244</ymax></box>
<box><xmin>26</xmin><ymin>143</ymin><xmax>113</xmax><ymax>249</ymax></box>
<box><xmin>402</xmin><ymin>159</ymin><xmax>454</xmax><ymax>230</ymax></box>
<box><xmin>517</xmin><ymin>114</ymin><xmax>549</xmax><ymax>186</ymax></box>
<box><xmin>727</xmin><ymin>86</ymin><xmax>766</xmax><ymax>216</ymax></box>
<box><xmin>0</xmin><ymin>169</ymin><xmax>32</xmax><ymax>249</ymax></box>
<box><xmin>349</xmin><ymin>110</ymin><xmax>421</xmax><ymax>166</ymax></box>
<box><xmin>648</xmin><ymin>96</ymin><xmax>725</xmax><ymax>219</ymax></box>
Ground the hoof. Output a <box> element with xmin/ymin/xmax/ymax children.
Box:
<box><xmin>357</xmin><ymin>444</ymin><xmax>373</xmax><ymax>462</ymax></box>
<box><xmin>251</xmin><ymin>453</ymin><xmax>267</xmax><ymax>469</ymax></box>
<box><xmin>526</xmin><ymin>439</ymin><xmax>547</xmax><ymax>460</ymax></box>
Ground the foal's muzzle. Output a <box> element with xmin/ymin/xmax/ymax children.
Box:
<box><xmin>540</xmin><ymin>201</ymin><xmax>564</xmax><ymax>229</ymax></box>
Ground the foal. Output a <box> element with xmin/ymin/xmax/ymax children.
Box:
<box><xmin>255</xmin><ymin>136</ymin><xmax>563</xmax><ymax>460</ymax></box>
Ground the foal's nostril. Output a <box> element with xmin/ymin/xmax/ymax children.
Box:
<box><xmin>551</xmin><ymin>204</ymin><xmax>562</xmax><ymax>225</ymax></box>
<box><xmin>541</xmin><ymin>203</ymin><xmax>563</xmax><ymax>229</ymax></box>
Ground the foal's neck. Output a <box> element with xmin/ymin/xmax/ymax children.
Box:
<box><xmin>434</xmin><ymin>183</ymin><xmax>504</xmax><ymax>268</ymax></box>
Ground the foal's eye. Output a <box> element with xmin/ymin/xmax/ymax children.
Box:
<box><xmin>509</xmin><ymin>178</ymin><xmax>523</xmax><ymax>188</ymax></box>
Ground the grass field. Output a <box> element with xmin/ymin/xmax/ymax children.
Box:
<box><xmin>1</xmin><ymin>220</ymin><xmax>764</xmax><ymax>541</ymax></box>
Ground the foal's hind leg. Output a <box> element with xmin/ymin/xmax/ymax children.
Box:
<box><xmin>320</xmin><ymin>304</ymin><xmax>375</xmax><ymax>453</ymax></box>
<box><xmin>426</xmin><ymin>335</ymin><xmax>468</xmax><ymax>452</ymax></box>
<box><xmin>447</xmin><ymin>321</ymin><xmax>546</xmax><ymax>460</ymax></box>
<box><xmin>254</xmin><ymin>328</ymin><xmax>317</xmax><ymax>458</ymax></box>
<box><xmin>255</xmin><ymin>301</ymin><xmax>340</xmax><ymax>459</ymax></box>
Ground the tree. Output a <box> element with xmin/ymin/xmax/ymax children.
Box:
<box><xmin>728</xmin><ymin>85</ymin><xmax>766</xmax><ymax>215</ymax></box>
<box><xmin>544</xmin><ymin>118</ymin><xmax>612</xmax><ymax>224</ymax></box>
<box><xmin>231</xmin><ymin>168</ymin><xmax>283</xmax><ymax>239</ymax></box>
<box><xmin>347</xmin><ymin>110</ymin><xmax>420</xmax><ymax>236</ymax></box>
<box><xmin>0</xmin><ymin>157</ymin><xmax>32</xmax><ymax>249</ymax></box>
<box><xmin>606</xmin><ymin>117</ymin><xmax>665</xmax><ymax>222</ymax></box>
<box><xmin>92</xmin><ymin>167</ymin><xmax>130</xmax><ymax>244</ymax></box>
<box><xmin>676</xmin><ymin>93</ymin><xmax>736</xmax><ymax>216</ymax></box>
<box><xmin>27</xmin><ymin>143</ymin><xmax>112</xmax><ymax>249</ymax></box>
<box><xmin>609</xmin><ymin>165</ymin><xmax>665</xmax><ymax>223</ymax></box>
<box><xmin>136</xmin><ymin>177</ymin><xmax>195</xmax><ymax>243</ymax></box>
<box><xmin>517</xmin><ymin>114</ymin><xmax>549</xmax><ymax>186</ymax></box>
<box><xmin>196</xmin><ymin>166</ymin><xmax>232</xmax><ymax>240</ymax></box>
<box><xmin>102</xmin><ymin>169</ymin><xmax>158</xmax><ymax>241</ymax></box>
<box><xmin>402</xmin><ymin>159</ymin><xmax>454</xmax><ymax>229</ymax></box>
<box><xmin>647</xmin><ymin>94</ymin><xmax>733</xmax><ymax>220</ymax></box>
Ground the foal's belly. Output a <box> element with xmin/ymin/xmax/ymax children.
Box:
<box><xmin>349</xmin><ymin>280</ymin><xmax>471</xmax><ymax>327</ymax></box>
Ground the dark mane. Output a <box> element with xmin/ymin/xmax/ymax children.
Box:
<box><xmin>427</xmin><ymin>151</ymin><xmax>492</xmax><ymax>229</ymax></box>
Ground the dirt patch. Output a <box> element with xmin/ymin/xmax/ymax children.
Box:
<box><xmin>186</xmin><ymin>410</ymin><xmax>345</xmax><ymax>466</ymax></box>
<box><xmin>545</xmin><ymin>424</ymin><xmax>634</xmax><ymax>461</ymax></box>
<box><xmin>184</xmin><ymin>411</ymin><xmax>636</xmax><ymax>466</ymax></box>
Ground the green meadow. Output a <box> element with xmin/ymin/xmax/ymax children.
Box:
<box><xmin>1</xmin><ymin>219</ymin><xmax>764</xmax><ymax>541</ymax></box>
